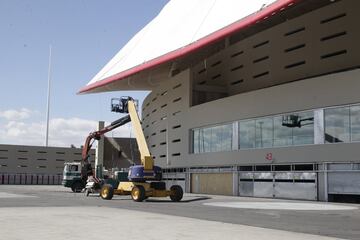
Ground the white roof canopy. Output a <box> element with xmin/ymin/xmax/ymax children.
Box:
<box><xmin>80</xmin><ymin>0</ymin><xmax>298</xmax><ymax>94</ymax></box>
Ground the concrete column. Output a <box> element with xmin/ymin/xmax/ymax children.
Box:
<box><xmin>317</xmin><ymin>163</ymin><xmax>328</xmax><ymax>202</ymax></box>
<box><xmin>232</xmin><ymin>166</ymin><xmax>239</xmax><ymax>196</ymax></box>
<box><xmin>232</xmin><ymin>122</ymin><xmax>239</xmax><ymax>151</ymax></box>
<box><xmin>314</xmin><ymin>109</ymin><xmax>324</xmax><ymax>144</ymax></box>
<box><xmin>185</xmin><ymin>168</ymin><xmax>191</xmax><ymax>193</ymax></box>
<box><xmin>95</xmin><ymin>121</ymin><xmax>105</xmax><ymax>178</ymax></box>
<box><xmin>324</xmin><ymin>163</ymin><xmax>328</xmax><ymax>202</ymax></box>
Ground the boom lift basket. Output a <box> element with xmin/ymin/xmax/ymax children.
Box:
<box><xmin>111</xmin><ymin>97</ymin><xmax>138</xmax><ymax>113</ymax></box>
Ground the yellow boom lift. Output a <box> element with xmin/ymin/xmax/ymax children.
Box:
<box><xmin>94</xmin><ymin>97</ymin><xmax>183</xmax><ymax>202</ymax></box>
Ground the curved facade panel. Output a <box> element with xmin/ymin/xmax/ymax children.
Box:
<box><xmin>142</xmin><ymin>70</ymin><xmax>190</xmax><ymax>168</ymax></box>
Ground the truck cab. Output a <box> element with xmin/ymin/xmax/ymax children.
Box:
<box><xmin>62</xmin><ymin>162</ymin><xmax>85</xmax><ymax>192</ymax></box>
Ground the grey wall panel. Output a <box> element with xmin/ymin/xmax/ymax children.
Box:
<box><xmin>274</xmin><ymin>182</ymin><xmax>317</xmax><ymax>200</ymax></box>
<box><xmin>239</xmin><ymin>181</ymin><xmax>254</xmax><ymax>197</ymax></box>
<box><xmin>188</xmin><ymin>142</ymin><xmax>360</xmax><ymax>167</ymax></box>
<box><xmin>253</xmin><ymin>182</ymin><xmax>273</xmax><ymax>198</ymax></box>
<box><xmin>328</xmin><ymin>172</ymin><xmax>360</xmax><ymax>194</ymax></box>
<box><xmin>103</xmin><ymin>137</ymin><xmax>140</xmax><ymax>170</ymax></box>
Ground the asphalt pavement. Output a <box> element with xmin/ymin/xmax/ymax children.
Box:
<box><xmin>0</xmin><ymin>185</ymin><xmax>359</xmax><ymax>239</ymax></box>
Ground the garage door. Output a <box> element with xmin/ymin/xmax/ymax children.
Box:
<box><xmin>239</xmin><ymin>171</ymin><xmax>317</xmax><ymax>200</ymax></box>
<box><xmin>191</xmin><ymin>173</ymin><xmax>233</xmax><ymax>195</ymax></box>
<box><xmin>328</xmin><ymin>163</ymin><xmax>360</xmax><ymax>195</ymax></box>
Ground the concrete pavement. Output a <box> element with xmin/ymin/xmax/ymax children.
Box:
<box><xmin>0</xmin><ymin>185</ymin><xmax>359</xmax><ymax>239</ymax></box>
<box><xmin>0</xmin><ymin>207</ymin><xmax>346</xmax><ymax>240</ymax></box>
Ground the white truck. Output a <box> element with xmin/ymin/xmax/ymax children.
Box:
<box><xmin>62</xmin><ymin>162</ymin><xmax>85</xmax><ymax>192</ymax></box>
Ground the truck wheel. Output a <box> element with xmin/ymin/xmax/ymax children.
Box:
<box><xmin>170</xmin><ymin>185</ymin><xmax>183</xmax><ymax>202</ymax></box>
<box><xmin>71</xmin><ymin>181</ymin><xmax>83</xmax><ymax>193</ymax></box>
<box><xmin>100</xmin><ymin>185</ymin><xmax>114</xmax><ymax>200</ymax></box>
<box><xmin>131</xmin><ymin>185</ymin><xmax>146</xmax><ymax>202</ymax></box>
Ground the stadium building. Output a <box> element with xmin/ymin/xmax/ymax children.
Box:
<box><xmin>80</xmin><ymin>0</ymin><xmax>360</xmax><ymax>202</ymax></box>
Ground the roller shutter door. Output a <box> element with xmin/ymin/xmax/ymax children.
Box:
<box><xmin>328</xmin><ymin>164</ymin><xmax>360</xmax><ymax>195</ymax></box>
<box><xmin>239</xmin><ymin>171</ymin><xmax>317</xmax><ymax>200</ymax></box>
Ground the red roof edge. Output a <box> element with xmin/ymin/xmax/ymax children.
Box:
<box><xmin>78</xmin><ymin>0</ymin><xmax>301</xmax><ymax>94</ymax></box>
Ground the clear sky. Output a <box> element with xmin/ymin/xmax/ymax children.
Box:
<box><xmin>0</xmin><ymin>0</ymin><xmax>169</xmax><ymax>147</ymax></box>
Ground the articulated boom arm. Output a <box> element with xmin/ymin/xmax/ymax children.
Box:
<box><xmin>81</xmin><ymin>115</ymin><xmax>131</xmax><ymax>165</ymax></box>
<box><xmin>127</xmin><ymin>99</ymin><xmax>154</xmax><ymax>171</ymax></box>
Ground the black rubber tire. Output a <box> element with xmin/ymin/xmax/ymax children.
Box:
<box><xmin>71</xmin><ymin>181</ymin><xmax>83</xmax><ymax>193</ymax></box>
<box><xmin>85</xmin><ymin>189</ymin><xmax>90</xmax><ymax>197</ymax></box>
<box><xmin>131</xmin><ymin>185</ymin><xmax>146</xmax><ymax>202</ymax></box>
<box><xmin>100</xmin><ymin>185</ymin><xmax>114</xmax><ymax>200</ymax></box>
<box><xmin>170</xmin><ymin>185</ymin><xmax>183</xmax><ymax>202</ymax></box>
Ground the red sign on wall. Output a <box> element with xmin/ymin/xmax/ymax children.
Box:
<box><xmin>265</xmin><ymin>153</ymin><xmax>273</xmax><ymax>161</ymax></box>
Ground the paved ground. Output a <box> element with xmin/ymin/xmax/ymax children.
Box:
<box><xmin>0</xmin><ymin>185</ymin><xmax>359</xmax><ymax>240</ymax></box>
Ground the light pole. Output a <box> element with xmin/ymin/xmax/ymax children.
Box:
<box><xmin>45</xmin><ymin>45</ymin><xmax>52</xmax><ymax>147</ymax></box>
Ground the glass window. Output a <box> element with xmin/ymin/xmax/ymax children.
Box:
<box><xmin>192</xmin><ymin>124</ymin><xmax>233</xmax><ymax>153</ymax></box>
<box><xmin>221</xmin><ymin>124</ymin><xmax>233</xmax><ymax>151</ymax></box>
<box><xmin>351</xmin><ymin>105</ymin><xmax>360</xmax><ymax>142</ymax></box>
<box><xmin>202</xmin><ymin>127</ymin><xmax>212</xmax><ymax>153</ymax></box>
<box><xmin>273</xmin><ymin>165</ymin><xmax>291</xmax><ymax>171</ymax></box>
<box><xmin>255</xmin><ymin>118</ymin><xmax>273</xmax><ymax>148</ymax></box>
<box><xmin>273</xmin><ymin>116</ymin><xmax>293</xmax><ymax>147</ymax></box>
<box><xmin>211</xmin><ymin>125</ymin><xmax>222</xmax><ymax>152</ymax></box>
<box><xmin>192</xmin><ymin>109</ymin><xmax>318</xmax><ymax>153</ymax></box>
<box><xmin>325</xmin><ymin>107</ymin><xmax>350</xmax><ymax>143</ymax></box>
<box><xmin>255</xmin><ymin>165</ymin><xmax>271</xmax><ymax>171</ymax></box>
<box><xmin>274</xmin><ymin>111</ymin><xmax>314</xmax><ymax>146</ymax></box>
<box><xmin>239</xmin><ymin>120</ymin><xmax>255</xmax><ymax>149</ymax></box>
<box><xmin>70</xmin><ymin>165</ymin><xmax>78</xmax><ymax>171</ymax></box>
<box><xmin>293</xmin><ymin>111</ymin><xmax>314</xmax><ymax>145</ymax></box>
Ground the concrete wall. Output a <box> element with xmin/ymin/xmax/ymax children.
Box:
<box><xmin>103</xmin><ymin>137</ymin><xmax>140</xmax><ymax>170</ymax></box>
<box><xmin>142</xmin><ymin>69</ymin><xmax>191</xmax><ymax>168</ymax></box>
<box><xmin>0</xmin><ymin>144</ymin><xmax>95</xmax><ymax>175</ymax></box>
<box><xmin>143</xmin><ymin>67</ymin><xmax>360</xmax><ymax>168</ymax></box>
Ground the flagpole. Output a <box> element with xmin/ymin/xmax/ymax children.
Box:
<box><xmin>45</xmin><ymin>45</ymin><xmax>52</xmax><ymax>147</ymax></box>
